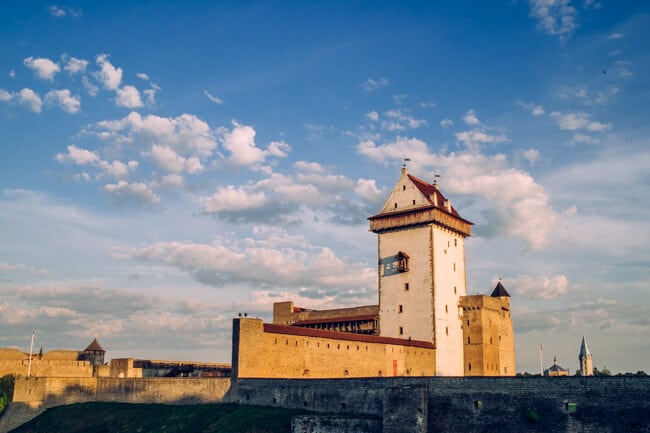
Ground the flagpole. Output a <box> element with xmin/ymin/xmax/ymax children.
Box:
<box><xmin>27</xmin><ymin>330</ymin><xmax>35</xmax><ymax>378</ymax></box>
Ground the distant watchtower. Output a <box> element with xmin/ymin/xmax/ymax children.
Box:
<box><xmin>368</xmin><ymin>167</ymin><xmax>472</xmax><ymax>376</ymax></box>
<box><xmin>79</xmin><ymin>338</ymin><xmax>105</xmax><ymax>368</ymax></box>
<box><xmin>578</xmin><ymin>336</ymin><xmax>594</xmax><ymax>376</ymax></box>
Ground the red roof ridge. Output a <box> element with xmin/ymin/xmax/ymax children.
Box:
<box><xmin>263</xmin><ymin>323</ymin><xmax>435</xmax><ymax>349</ymax></box>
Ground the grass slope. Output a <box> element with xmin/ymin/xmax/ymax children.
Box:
<box><xmin>10</xmin><ymin>402</ymin><xmax>312</xmax><ymax>433</ymax></box>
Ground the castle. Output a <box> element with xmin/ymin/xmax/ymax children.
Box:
<box><xmin>232</xmin><ymin>167</ymin><xmax>516</xmax><ymax>378</ymax></box>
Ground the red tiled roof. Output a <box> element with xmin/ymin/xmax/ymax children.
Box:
<box><xmin>263</xmin><ymin>323</ymin><xmax>435</xmax><ymax>349</ymax></box>
<box><xmin>407</xmin><ymin>174</ymin><xmax>461</xmax><ymax>217</ymax></box>
<box><xmin>293</xmin><ymin>314</ymin><xmax>378</xmax><ymax>326</ymax></box>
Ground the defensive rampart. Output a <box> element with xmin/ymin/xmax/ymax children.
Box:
<box><xmin>2</xmin><ymin>376</ymin><xmax>649</xmax><ymax>433</ymax></box>
<box><xmin>232</xmin><ymin>376</ymin><xmax>650</xmax><ymax>433</ymax></box>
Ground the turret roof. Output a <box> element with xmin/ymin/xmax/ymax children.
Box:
<box><xmin>490</xmin><ymin>281</ymin><xmax>511</xmax><ymax>297</ymax></box>
<box><xmin>83</xmin><ymin>338</ymin><xmax>105</xmax><ymax>353</ymax></box>
<box><xmin>579</xmin><ymin>336</ymin><xmax>591</xmax><ymax>357</ymax></box>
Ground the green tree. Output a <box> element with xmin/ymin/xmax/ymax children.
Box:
<box><xmin>0</xmin><ymin>374</ymin><xmax>16</xmax><ymax>413</ymax></box>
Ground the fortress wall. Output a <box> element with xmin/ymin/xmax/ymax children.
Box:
<box><xmin>11</xmin><ymin>376</ymin><xmax>231</xmax><ymax>407</ymax></box>
<box><xmin>0</xmin><ymin>360</ymin><xmax>93</xmax><ymax>378</ymax></box>
<box><xmin>96</xmin><ymin>378</ymin><xmax>231</xmax><ymax>404</ymax></box>
<box><xmin>233</xmin><ymin>376</ymin><xmax>650</xmax><ymax>433</ymax></box>
<box><xmin>13</xmin><ymin>376</ymin><xmax>97</xmax><ymax>406</ymax></box>
<box><xmin>232</xmin><ymin>318</ymin><xmax>436</xmax><ymax>379</ymax></box>
<box><xmin>0</xmin><ymin>349</ymin><xmax>24</xmax><ymax>361</ymax></box>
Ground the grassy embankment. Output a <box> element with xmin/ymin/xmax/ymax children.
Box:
<box><xmin>9</xmin><ymin>402</ymin><xmax>315</xmax><ymax>433</ymax></box>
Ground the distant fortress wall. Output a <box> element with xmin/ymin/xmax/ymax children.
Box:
<box><xmin>232</xmin><ymin>318</ymin><xmax>436</xmax><ymax>379</ymax></box>
<box><xmin>11</xmin><ymin>376</ymin><xmax>231</xmax><ymax>406</ymax></box>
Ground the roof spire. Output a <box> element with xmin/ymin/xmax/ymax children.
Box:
<box><xmin>579</xmin><ymin>336</ymin><xmax>591</xmax><ymax>357</ymax></box>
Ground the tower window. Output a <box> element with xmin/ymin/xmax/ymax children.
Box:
<box><xmin>455</xmin><ymin>239</ymin><xmax>457</xmax><ymax>247</ymax></box>
<box><xmin>454</xmin><ymin>286</ymin><xmax>457</xmax><ymax>294</ymax></box>
<box><xmin>445</xmin><ymin>305</ymin><xmax>448</xmax><ymax>313</ymax></box>
<box><xmin>412</xmin><ymin>199</ymin><xmax>416</xmax><ymax>205</ymax></box>
<box><xmin>402</xmin><ymin>185</ymin><xmax>406</xmax><ymax>190</ymax></box>
<box><xmin>445</xmin><ymin>327</ymin><xmax>448</xmax><ymax>336</ymax></box>
<box><xmin>404</xmin><ymin>282</ymin><xmax>409</xmax><ymax>291</ymax></box>
<box><xmin>468</xmin><ymin>337</ymin><xmax>471</xmax><ymax>344</ymax></box>
<box><xmin>453</xmin><ymin>263</ymin><xmax>456</xmax><ymax>271</ymax></box>
<box><xmin>469</xmin><ymin>363</ymin><xmax>472</xmax><ymax>371</ymax></box>
<box><xmin>399</xmin><ymin>327</ymin><xmax>404</xmax><ymax>335</ymax></box>
<box><xmin>398</xmin><ymin>305</ymin><xmax>403</xmax><ymax>313</ymax></box>
<box><xmin>394</xmin><ymin>203</ymin><xmax>398</xmax><ymax>208</ymax></box>
<box><xmin>395</xmin><ymin>251</ymin><xmax>409</xmax><ymax>272</ymax></box>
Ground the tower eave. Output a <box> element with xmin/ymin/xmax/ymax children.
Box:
<box><xmin>368</xmin><ymin>206</ymin><xmax>472</xmax><ymax>237</ymax></box>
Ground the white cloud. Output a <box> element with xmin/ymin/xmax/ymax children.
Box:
<box><xmin>463</xmin><ymin>109</ymin><xmax>481</xmax><ymax>125</ymax></box>
<box><xmin>355</xmin><ymin>178</ymin><xmax>385</xmax><ymax>205</ymax></box>
<box><xmin>56</xmin><ymin>144</ymin><xmax>137</xmax><ymax>179</ymax></box>
<box><xmin>117</xmin><ymin>233</ymin><xmax>375</xmax><ymax>291</ymax></box>
<box><xmin>420</xmin><ymin>101</ymin><xmax>436</xmax><ymax>108</ymax></box>
<box><xmin>115</xmin><ymin>85</ymin><xmax>143</xmax><ymax>108</ymax></box>
<box><xmin>63</xmin><ymin>56</ymin><xmax>88</xmax><ymax>74</ymax></box>
<box><xmin>95</xmin><ymin>112</ymin><xmax>217</xmax><ymax>158</ymax></box>
<box><xmin>200</xmin><ymin>186</ymin><xmax>267</xmax><ymax>213</ymax></box>
<box><xmin>550</xmin><ymin>111</ymin><xmax>612</xmax><ymax>132</ymax></box>
<box><xmin>570</xmin><ymin>133</ymin><xmax>599</xmax><ymax>144</ymax></box>
<box><xmin>392</xmin><ymin>94</ymin><xmax>407</xmax><ymax>105</ymax></box>
<box><xmin>148</xmin><ymin>144</ymin><xmax>204</xmax><ymax>174</ymax></box>
<box><xmin>608</xmin><ymin>33</ymin><xmax>624</xmax><ymax>39</ymax></box>
<box><xmin>136</xmin><ymin>73</ymin><xmax>150</xmax><ymax>81</ymax></box>
<box><xmin>365</xmin><ymin>111</ymin><xmax>379</xmax><ymax>122</ymax></box>
<box><xmin>522</xmin><ymin>148</ymin><xmax>541</xmax><ymax>164</ymax></box>
<box><xmin>455</xmin><ymin>130</ymin><xmax>508</xmax><ymax>148</ymax></box>
<box><xmin>45</xmin><ymin>89</ymin><xmax>81</xmax><ymax>113</ymax></box>
<box><xmin>361</xmin><ymin>78</ymin><xmax>389</xmax><ymax>92</ymax></box>
<box><xmin>56</xmin><ymin>145</ymin><xmax>99</xmax><ymax>165</ymax></box>
<box><xmin>382</xmin><ymin>109</ymin><xmax>427</xmax><ymax>131</ymax></box>
<box><xmin>0</xmin><ymin>262</ymin><xmax>48</xmax><ymax>275</ymax></box>
<box><xmin>0</xmin><ymin>89</ymin><xmax>13</xmax><ymax>102</ymax></box>
<box><xmin>294</xmin><ymin>161</ymin><xmax>325</xmax><ymax>173</ymax></box>
<box><xmin>48</xmin><ymin>5</ymin><xmax>66</xmax><ymax>17</ymax></box>
<box><xmin>17</xmin><ymin>88</ymin><xmax>43</xmax><ymax>112</ymax></box>
<box><xmin>528</xmin><ymin>0</ymin><xmax>578</xmax><ymax>40</ymax></box>
<box><xmin>95</xmin><ymin>54</ymin><xmax>122</xmax><ymax>90</ymax></box>
<box><xmin>220</xmin><ymin>121</ymin><xmax>290</xmax><ymax>168</ymax></box>
<box><xmin>143</xmin><ymin>89</ymin><xmax>156</xmax><ymax>105</ymax></box>
<box><xmin>23</xmin><ymin>56</ymin><xmax>60</xmax><ymax>81</ymax></box>
<box><xmin>517</xmin><ymin>100</ymin><xmax>545</xmax><ymax>116</ymax></box>
<box><xmin>103</xmin><ymin>181</ymin><xmax>159</xmax><ymax>206</ymax></box>
<box><xmin>9</xmin><ymin>70</ymin><xmax>15</xmax><ymax>78</ymax></box>
<box><xmin>504</xmin><ymin>274</ymin><xmax>569</xmax><ymax>299</ymax></box>
<box><xmin>440</xmin><ymin>118</ymin><xmax>453</xmax><ymax>128</ymax></box>
<box><xmin>82</xmin><ymin>76</ymin><xmax>99</xmax><ymax>96</ymax></box>
<box><xmin>204</xmin><ymin>90</ymin><xmax>223</xmax><ymax>105</ymax></box>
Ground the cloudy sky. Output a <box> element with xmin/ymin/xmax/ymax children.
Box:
<box><xmin>1</xmin><ymin>1</ymin><xmax>648</xmax><ymax>374</ymax></box>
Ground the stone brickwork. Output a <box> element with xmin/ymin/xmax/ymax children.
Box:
<box><xmin>461</xmin><ymin>294</ymin><xmax>515</xmax><ymax>376</ymax></box>
<box><xmin>291</xmin><ymin>416</ymin><xmax>380</xmax><ymax>433</ymax></box>
<box><xmin>233</xmin><ymin>376</ymin><xmax>650</xmax><ymax>433</ymax></box>
<box><xmin>3</xmin><ymin>376</ymin><xmax>649</xmax><ymax>433</ymax></box>
<box><xmin>232</xmin><ymin>318</ymin><xmax>436</xmax><ymax>379</ymax></box>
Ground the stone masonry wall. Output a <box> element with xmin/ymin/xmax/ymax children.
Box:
<box><xmin>233</xmin><ymin>376</ymin><xmax>650</xmax><ymax>433</ymax></box>
<box><xmin>232</xmin><ymin>318</ymin><xmax>436</xmax><ymax>379</ymax></box>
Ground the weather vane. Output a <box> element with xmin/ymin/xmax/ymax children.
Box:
<box><xmin>402</xmin><ymin>156</ymin><xmax>411</xmax><ymax>168</ymax></box>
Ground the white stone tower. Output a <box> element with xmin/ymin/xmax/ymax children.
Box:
<box><xmin>579</xmin><ymin>336</ymin><xmax>594</xmax><ymax>376</ymax></box>
<box><xmin>368</xmin><ymin>167</ymin><xmax>472</xmax><ymax>376</ymax></box>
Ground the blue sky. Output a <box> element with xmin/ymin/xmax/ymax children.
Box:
<box><xmin>1</xmin><ymin>1</ymin><xmax>648</xmax><ymax>374</ymax></box>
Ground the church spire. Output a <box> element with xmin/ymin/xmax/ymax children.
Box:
<box><xmin>579</xmin><ymin>336</ymin><xmax>591</xmax><ymax>357</ymax></box>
